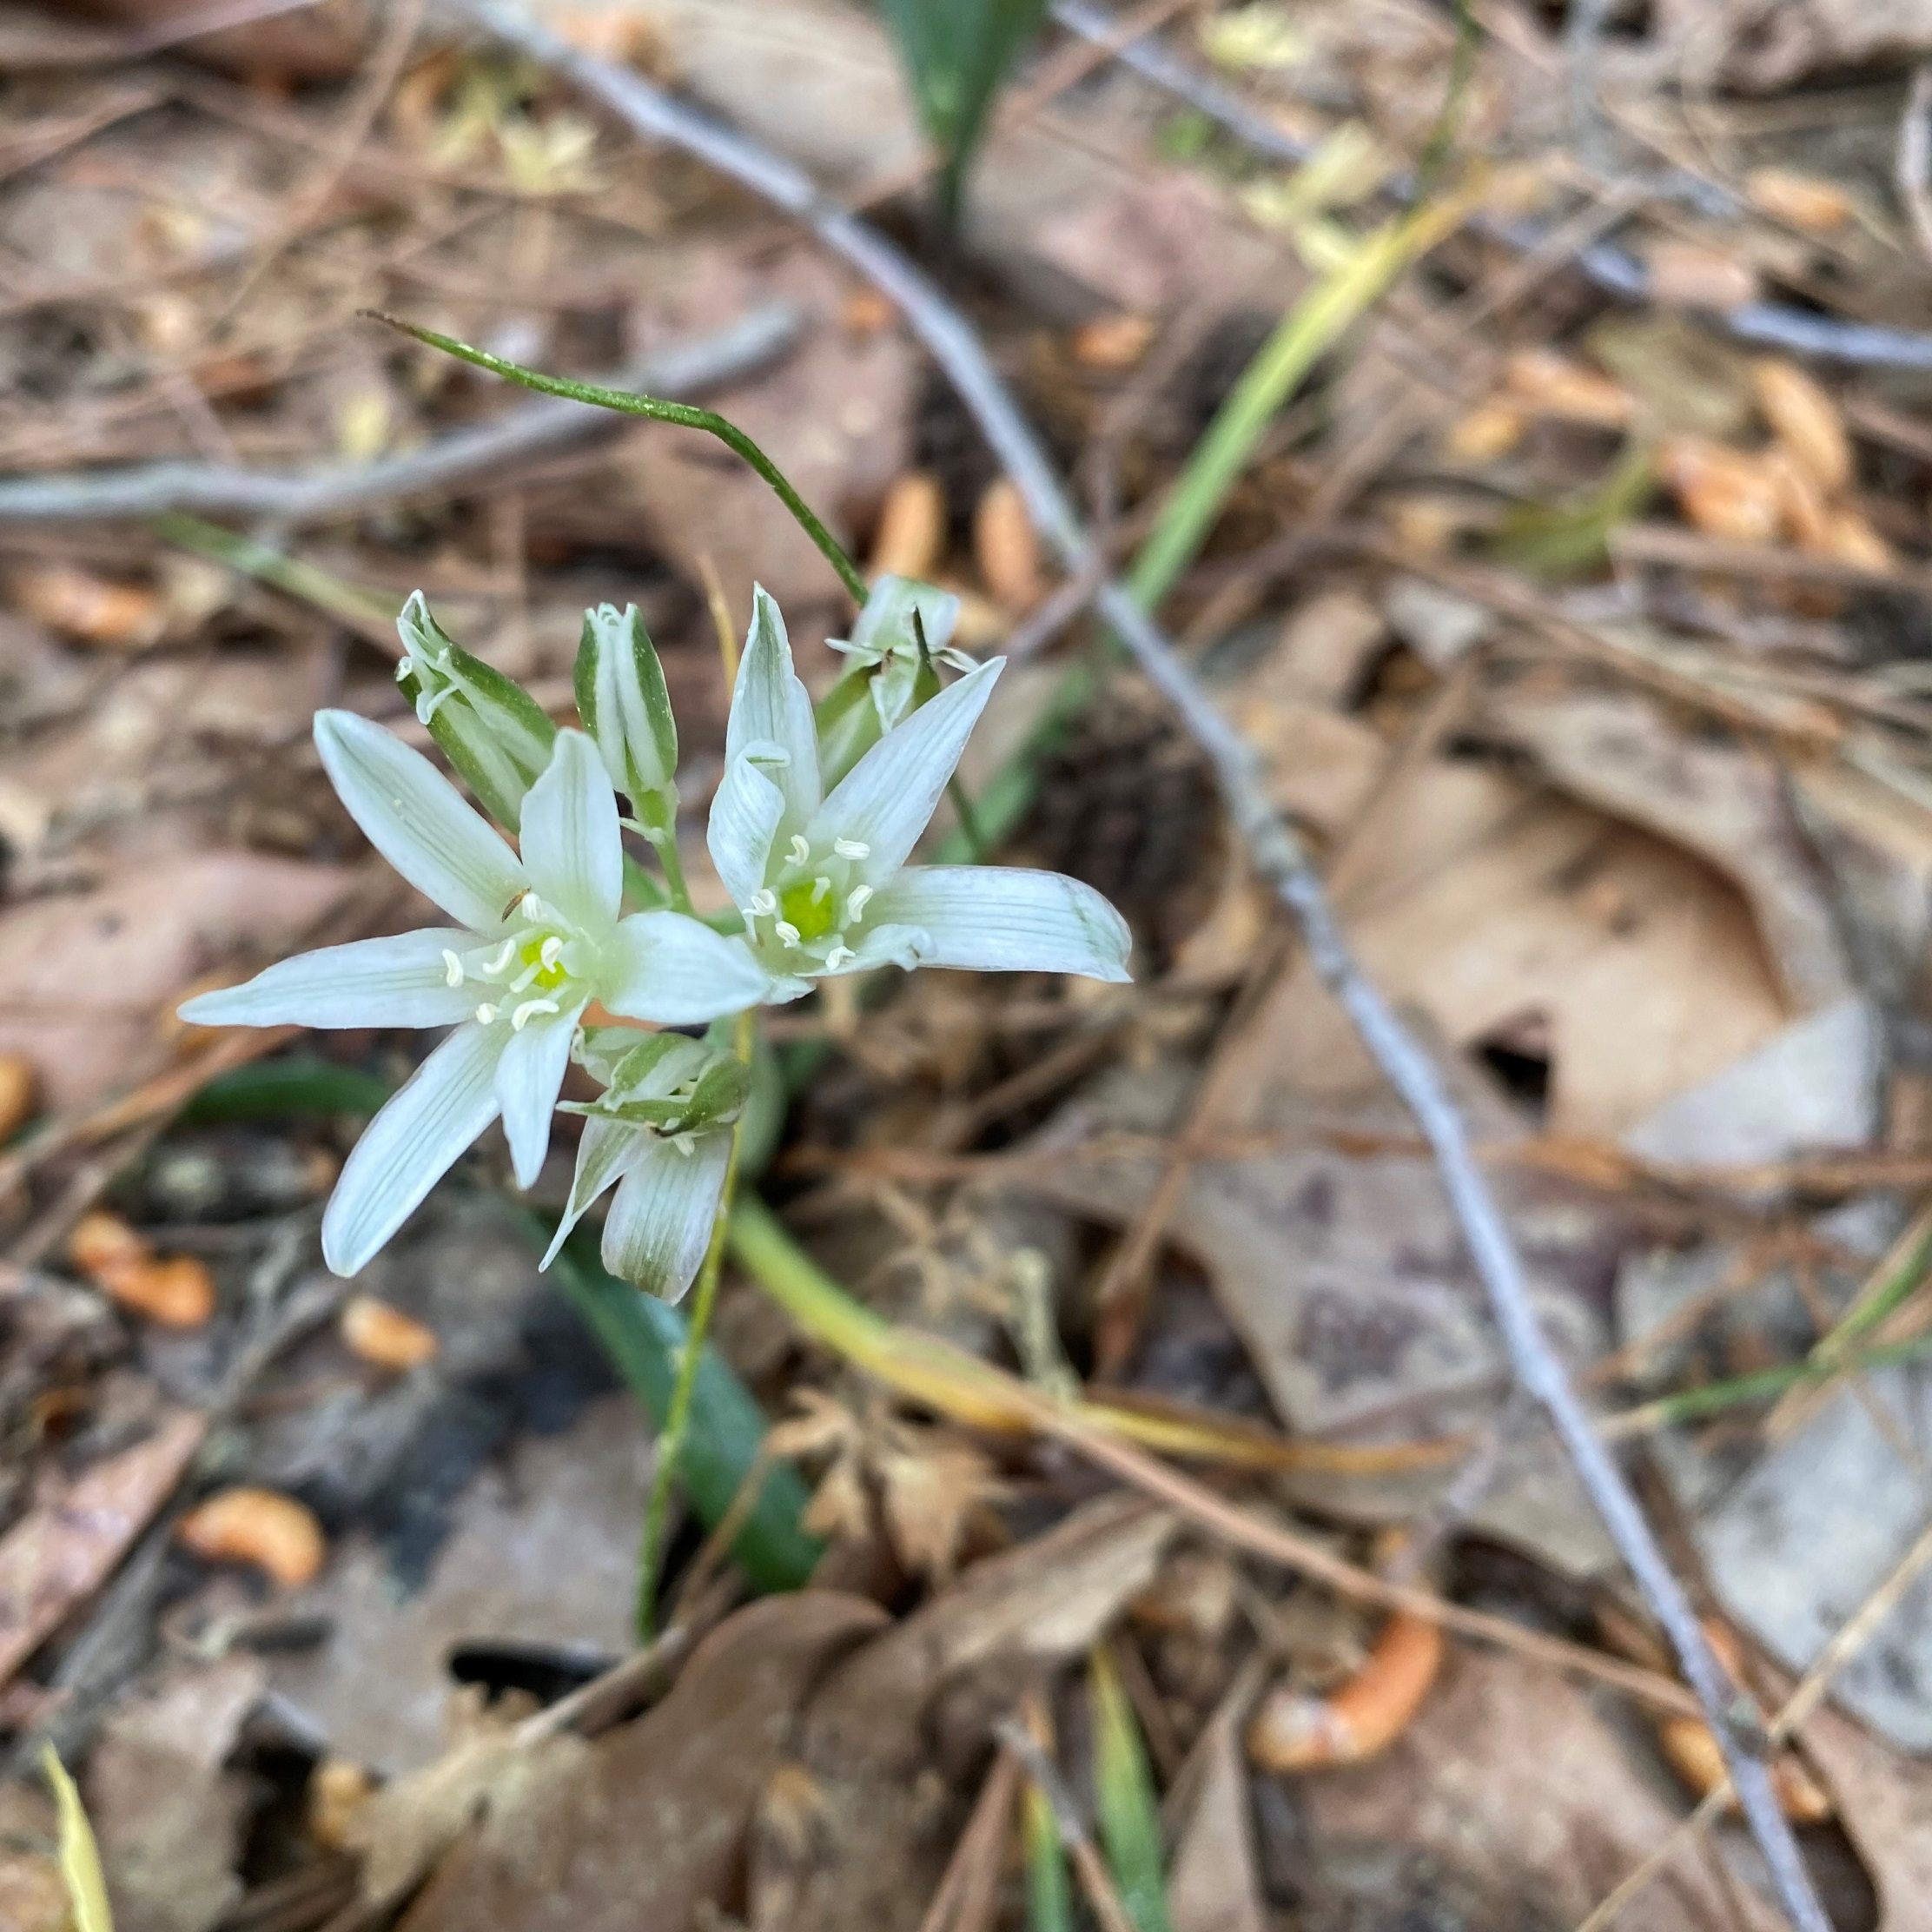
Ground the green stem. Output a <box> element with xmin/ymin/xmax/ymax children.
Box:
<box><xmin>647</xmin><ymin>825</ymin><xmax>694</xmax><ymax>916</ymax></box>
<box><xmin>1600</xmin><ymin>1330</ymin><xmax>1932</xmax><ymax>1439</ymax></box>
<box><xmin>154</xmin><ymin>511</ymin><xmax>400</xmax><ymax>635</ymax></box>
<box><xmin>365</xmin><ymin>313</ymin><xmax>870</xmax><ymax>607</ymax></box>
<box><xmin>637</xmin><ymin>1009</ymin><xmax>758</xmax><ymax>1638</ymax></box>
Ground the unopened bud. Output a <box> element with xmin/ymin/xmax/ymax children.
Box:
<box><xmin>574</xmin><ymin>602</ymin><xmax>678</xmax><ymax>825</ymax></box>
<box><xmin>396</xmin><ymin>592</ymin><xmax>555</xmax><ymax>831</ymax></box>
<box><xmin>817</xmin><ymin>576</ymin><xmax>967</xmax><ymax>786</ymax></box>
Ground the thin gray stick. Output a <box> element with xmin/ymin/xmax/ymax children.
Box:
<box><xmin>1049</xmin><ymin>0</ymin><xmax>1932</xmax><ymax>374</ymax></box>
<box><xmin>0</xmin><ymin>304</ymin><xmax>798</xmax><ymax>523</ymax></box>
<box><xmin>448</xmin><ymin>9</ymin><xmax>1831</xmax><ymax>1925</ymax></box>
<box><xmin>1563</xmin><ymin>0</ymin><xmax>1616</xmax><ymax>175</ymax></box>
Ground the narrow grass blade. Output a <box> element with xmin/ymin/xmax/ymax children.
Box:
<box><xmin>43</xmin><ymin>1744</ymin><xmax>114</xmax><ymax>1932</ymax></box>
<box><xmin>1088</xmin><ymin>1644</ymin><xmax>1171</xmax><ymax>1932</ymax></box>
<box><xmin>538</xmin><ymin>1223</ymin><xmax>821</xmax><ymax>1595</ymax></box>
<box><xmin>179</xmin><ymin>1055</ymin><xmax>396</xmax><ymax>1125</ymax></box>
<box><xmin>1025</xmin><ymin>1778</ymin><xmax>1073</xmax><ymax>1932</ymax></box>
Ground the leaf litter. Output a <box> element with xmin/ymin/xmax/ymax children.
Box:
<box><xmin>13</xmin><ymin>0</ymin><xmax>1932</xmax><ymax>1928</ymax></box>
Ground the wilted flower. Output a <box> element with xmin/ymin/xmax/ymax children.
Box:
<box><xmin>180</xmin><ymin>713</ymin><xmax>770</xmax><ymax>1276</ymax></box>
<box><xmin>543</xmin><ymin>1029</ymin><xmax>748</xmax><ymax>1301</ymax></box>
<box><xmin>710</xmin><ymin>588</ymin><xmax>1132</xmax><ymax>996</ymax></box>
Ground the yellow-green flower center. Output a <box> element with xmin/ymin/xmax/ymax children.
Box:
<box><xmin>778</xmin><ymin>876</ymin><xmax>839</xmax><ymax>943</ymax></box>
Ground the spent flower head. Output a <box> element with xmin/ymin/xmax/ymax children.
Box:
<box><xmin>180</xmin><ymin>714</ymin><xmax>769</xmax><ymax>1276</ymax></box>
<box><xmin>816</xmin><ymin>575</ymin><xmax>969</xmax><ymax>786</ymax></box>
<box><xmin>710</xmin><ymin>587</ymin><xmax>1131</xmax><ymax>996</ymax></box>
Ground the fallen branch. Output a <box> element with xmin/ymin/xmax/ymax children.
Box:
<box><xmin>450</xmin><ymin>10</ymin><xmax>1830</xmax><ymax>1923</ymax></box>
<box><xmin>0</xmin><ymin>305</ymin><xmax>798</xmax><ymax>523</ymax></box>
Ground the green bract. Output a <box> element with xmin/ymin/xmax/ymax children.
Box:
<box><xmin>396</xmin><ymin>591</ymin><xmax>556</xmax><ymax>831</ymax></box>
<box><xmin>816</xmin><ymin>574</ymin><xmax>968</xmax><ymax>788</ymax></box>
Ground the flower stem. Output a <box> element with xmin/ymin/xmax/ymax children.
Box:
<box><xmin>365</xmin><ymin>313</ymin><xmax>870</xmax><ymax>609</ymax></box>
<box><xmin>636</xmin><ymin>1008</ymin><xmax>757</xmax><ymax>1638</ymax></box>
<box><xmin>648</xmin><ymin>824</ymin><xmax>695</xmax><ymax>916</ymax></box>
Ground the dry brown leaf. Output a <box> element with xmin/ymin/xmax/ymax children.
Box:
<box><xmin>1256</xmin><ymin>588</ymin><xmax>1388</xmax><ymax>711</ymax></box>
<box><xmin>0</xmin><ymin>1409</ymin><xmax>206</xmax><ymax>1688</ymax></box>
<box><xmin>1643</xmin><ymin>239</ymin><xmax>1760</xmax><ymax>311</ymax></box>
<box><xmin>1745</xmin><ymin>169</ymin><xmax>1854</xmax><ymax>232</ymax></box>
<box><xmin>1753</xmin><ymin>357</ymin><xmax>1852</xmax><ymax>496</ymax></box>
<box><xmin>13</xmin><ymin>565</ymin><xmax>167</xmax><ymax>652</ymax></box>
<box><xmin>1072</xmin><ymin>313</ymin><xmax>1156</xmax><ymax>370</ymax></box>
<box><xmin>178</xmin><ymin>1487</ymin><xmax>327</xmax><ymax>1590</ymax></box>
<box><xmin>744</xmin><ymin>1496</ymin><xmax>1175</xmax><ymax>1932</ymax></box>
<box><xmin>802</xmin><ymin>1452</ymin><xmax>874</xmax><ymax>1547</ymax></box>
<box><xmin>1501</xmin><ymin>347</ymin><xmax>1632</xmax><ymax>428</ymax></box>
<box><xmin>1169</xmin><ymin>1697</ymin><xmax>1267</xmax><ymax>1932</ymax></box>
<box><xmin>1657</xmin><ymin>435</ymin><xmax>1783</xmax><ymax>544</ymax></box>
<box><xmin>0</xmin><ymin>1055</ymin><xmax>36</xmax><ymax>1143</ymax></box>
<box><xmin>973</xmin><ymin>478</ymin><xmax>1043</xmax><ymax>612</ymax></box>
<box><xmin>1803</xmin><ymin>1706</ymin><xmax>1932</xmax><ymax>1930</ymax></box>
<box><xmin>1442</xmin><ymin>400</ymin><xmax>1525</xmax><ymax>463</ymax></box>
<box><xmin>874</xmin><ymin>1439</ymin><xmax>1004</xmax><ymax>1581</ymax></box>
<box><xmin>0</xmin><ymin>852</ymin><xmax>356</xmax><ymax>1113</ymax></box>
<box><xmin>341</xmin><ymin>1295</ymin><xmax>440</xmax><ymax>1371</ymax></box>
<box><xmin>1291</xmin><ymin>1650</ymin><xmax>1781</xmax><ymax>1930</ymax></box>
<box><xmin>1485</xmin><ymin>686</ymin><xmax>1853</xmax><ymax>1014</ymax></box>
<box><xmin>391</xmin><ymin>1592</ymin><xmax>889</xmax><ymax>1932</ymax></box>
<box><xmin>1650</xmin><ymin>0</ymin><xmax>1932</xmax><ymax>93</ymax></box>
<box><xmin>870</xmin><ymin>471</ymin><xmax>947</xmax><ymax>583</ymax></box>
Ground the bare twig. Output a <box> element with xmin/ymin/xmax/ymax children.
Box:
<box><xmin>1576</xmin><ymin>1514</ymin><xmax>1932</xmax><ymax>1932</ymax></box>
<box><xmin>1898</xmin><ymin>66</ymin><xmax>1932</xmax><ymax>268</ymax></box>
<box><xmin>0</xmin><ymin>307</ymin><xmax>799</xmax><ymax>523</ymax></box>
<box><xmin>449</xmin><ymin>12</ymin><xmax>1830</xmax><ymax>1924</ymax></box>
<box><xmin>1049</xmin><ymin>0</ymin><xmax>1932</xmax><ymax>373</ymax></box>
<box><xmin>0</xmin><ymin>0</ymin><xmax>333</xmax><ymax>69</ymax></box>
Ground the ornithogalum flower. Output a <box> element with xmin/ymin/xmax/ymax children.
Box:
<box><xmin>180</xmin><ymin>712</ymin><xmax>771</xmax><ymax>1277</ymax></box>
<box><xmin>710</xmin><ymin>587</ymin><xmax>1132</xmax><ymax>996</ymax></box>
<box><xmin>541</xmin><ymin>1029</ymin><xmax>750</xmax><ymax>1302</ymax></box>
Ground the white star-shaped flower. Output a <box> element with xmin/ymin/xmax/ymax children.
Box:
<box><xmin>709</xmin><ymin>588</ymin><xmax>1132</xmax><ymax>996</ymax></box>
<box><xmin>181</xmin><ymin>713</ymin><xmax>771</xmax><ymax>1275</ymax></box>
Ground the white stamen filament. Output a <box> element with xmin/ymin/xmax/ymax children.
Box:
<box><xmin>481</xmin><ymin>937</ymin><xmax>517</xmax><ymax>976</ymax></box>
<box><xmin>788</xmin><ymin>834</ymin><xmax>811</xmax><ymax>864</ymax></box>
<box><xmin>442</xmin><ymin>949</ymin><xmax>465</xmax><ymax>987</ymax></box>
<box><xmin>511</xmin><ymin>998</ymin><xmax>560</xmax><ymax>1031</ymax></box>
<box><xmin>810</xmin><ymin>876</ymin><xmax>831</xmax><ymax>904</ymax></box>
<box><xmin>846</xmin><ymin>883</ymin><xmax>873</xmax><ymax>921</ymax></box>
<box><xmin>507</xmin><ymin>963</ymin><xmax>542</xmax><ymax>996</ymax></box>
<box><xmin>539</xmin><ymin>935</ymin><xmax>565</xmax><ymax>971</ymax></box>
<box><xmin>833</xmin><ymin>837</ymin><xmax>870</xmax><ymax>860</ymax></box>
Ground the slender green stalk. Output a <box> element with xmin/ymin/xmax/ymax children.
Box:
<box><xmin>1599</xmin><ymin>1330</ymin><xmax>1932</xmax><ymax>1439</ymax></box>
<box><xmin>155</xmin><ymin>510</ymin><xmax>400</xmax><ymax>634</ymax></box>
<box><xmin>1125</xmin><ymin>196</ymin><xmax>1471</xmax><ymax>616</ymax></box>
<box><xmin>645</xmin><ymin>824</ymin><xmax>694</xmax><ymax>915</ymax></box>
<box><xmin>637</xmin><ymin>1009</ymin><xmax>758</xmax><ymax>1637</ymax></box>
<box><xmin>365</xmin><ymin>313</ymin><xmax>870</xmax><ymax>607</ymax></box>
<box><xmin>1088</xmin><ymin>1645</ymin><xmax>1170</xmax><ymax>1932</ymax></box>
<box><xmin>1024</xmin><ymin>1777</ymin><xmax>1073</xmax><ymax>1932</ymax></box>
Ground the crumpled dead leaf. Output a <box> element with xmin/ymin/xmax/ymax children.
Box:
<box><xmin>0</xmin><ymin>1409</ymin><xmax>206</xmax><ymax>1690</ymax></box>
<box><xmin>86</xmin><ymin>1654</ymin><xmax>266</xmax><ymax>1932</ymax></box>
<box><xmin>1288</xmin><ymin>1650</ymin><xmax>1781</xmax><ymax>1930</ymax></box>
<box><xmin>1803</xmin><ymin>1705</ymin><xmax>1932</xmax><ymax>1929</ymax></box>
<box><xmin>391</xmin><ymin>1591</ymin><xmax>888</xmax><ymax>1932</ymax></box>
<box><xmin>743</xmin><ymin>1494</ymin><xmax>1175</xmax><ymax>1932</ymax></box>
<box><xmin>0</xmin><ymin>852</ymin><xmax>357</xmax><ymax>1114</ymax></box>
<box><xmin>1168</xmin><ymin>1688</ymin><xmax>1267</xmax><ymax>1932</ymax></box>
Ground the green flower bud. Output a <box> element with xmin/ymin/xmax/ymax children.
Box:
<box><xmin>817</xmin><ymin>575</ymin><xmax>967</xmax><ymax>788</ymax></box>
<box><xmin>563</xmin><ymin>1029</ymin><xmax>749</xmax><ymax>1136</ymax></box>
<box><xmin>395</xmin><ymin>591</ymin><xmax>556</xmax><ymax>832</ymax></box>
<box><xmin>574</xmin><ymin>602</ymin><xmax>678</xmax><ymax>829</ymax></box>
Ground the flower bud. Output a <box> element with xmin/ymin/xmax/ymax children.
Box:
<box><xmin>396</xmin><ymin>592</ymin><xmax>556</xmax><ymax>831</ymax></box>
<box><xmin>817</xmin><ymin>576</ymin><xmax>967</xmax><ymax>787</ymax></box>
<box><xmin>574</xmin><ymin>602</ymin><xmax>678</xmax><ymax>828</ymax></box>
<box><xmin>564</xmin><ymin>1029</ymin><xmax>748</xmax><ymax>1136</ymax></box>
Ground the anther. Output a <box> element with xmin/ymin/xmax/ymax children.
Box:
<box><xmin>481</xmin><ymin>937</ymin><xmax>517</xmax><ymax>976</ymax></box>
<box><xmin>846</xmin><ymin>883</ymin><xmax>873</xmax><ymax>920</ymax></box>
<box><xmin>519</xmin><ymin>891</ymin><xmax>544</xmax><ymax>922</ymax></box>
<box><xmin>833</xmin><ymin>837</ymin><xmax>870</xmax><ymax>860</ymax></box>
<box><xmin>775</xmin><ymin>920</ymin><xmax>803</xmax><ymax>948</ymax></box>
<box><xmin>788</xmin><ymin>835</ymin><xmax>811</xmax><ymax>865</ymax></box>
<box><xmin>474</xmin><ymin>1002</ymin><xmax>499</xmax><ymax>1025</ymax></box>
<box><xmin>511</xmin><ymin>998</ymin><xmax>560</xmax><ymax>1031</ymax></box>
<box><xmin>825</xmin><ymin>944</ymin><xmax>857</xmax><ymax>970</ymax></box>
<box><xmin>749</xmin><ymin>889</ymin><xmax>778</xmax><ymax>916</ymax></box>
<box><xmin>539</xmin><ymin>935</ymin><xmax>565</xmax><ymax>971</ymax></box>
<box><xmin>442</xmin><ymin>949</ymin><xmax>465</xmax><ymax>988</ymax></box>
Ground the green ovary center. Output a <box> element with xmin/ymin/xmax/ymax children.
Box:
<box><xmin>778</xmin><ymin>877</ymin><xmax>839</xmax><ymax>943</ymax></box>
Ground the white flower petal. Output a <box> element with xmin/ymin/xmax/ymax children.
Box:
<box><xmin>868</xmin><ymin>866</ymin><xmax>1133</xmax><ymax>981</ymax></box>
<box><xmin>705</xmin><ymin>752</ymin><xmax>786</xmax><ymax>909</ymax></box>
<box><xmin>320</xmin><ymin>1022</ymin><xmax>501</xmax><ymax>1275</ymax></box>
<box><xmin>539</xmin><ymin>1115</ymin><xmax>650</xmax><ymax>1267</ymax></box>
<box><xmin>601</xmin><ymin>1129</ymin><xmax>731</xmax><ymax>1302</ymax></box>
<box><xmin>807</xmin><ymin>658</ymin><xmax>1002</xmax><ymax>884</ymax></box>
<box><xmin>314</xmin><ymin>710</ymin><xmax>525</xmax><ymax>932</ymax></box>
<box><xmin>836</xmin><ymin>921</ymin><xmax>933</xmax><ymax>974</ymax></box>
<box><xmin>724</xmin><ymin>586</ymin><xmax>820</xmax><ymax>830</ymax></box>
<box><xmin>177</xmin><ymin>929</ymin><xmax>475</xmax><ymax>1030</ymax></box>
<box><xmin>603</xmin><ymin>911</ymin><xmax>771</xmax><ymax>1022</ymax></box>
<box><xmin>518</xmin><ymin>728</ymin><xmax>621</xmax><ymax>931</ymax></box>
<box><xmin>493</xmin><ymin>1002</ymin><xmax>584</xmax><ymax>1189</ymax></box>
